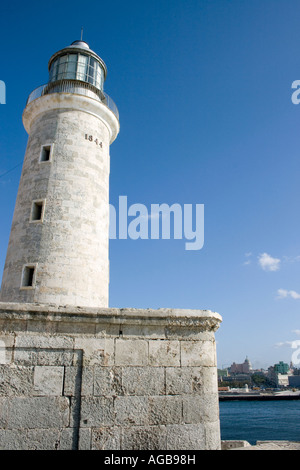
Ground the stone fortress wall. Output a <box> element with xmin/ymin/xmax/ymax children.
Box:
<box><xmin>0</xmin><ymin>302</ymin><xmax>222</xmax><ymax>450</ymax></box>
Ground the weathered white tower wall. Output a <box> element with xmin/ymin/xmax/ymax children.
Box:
<box><xmin>0</xmin><ymin>42</ymin><xmax>119</xmax><ymax>307</ymax></box>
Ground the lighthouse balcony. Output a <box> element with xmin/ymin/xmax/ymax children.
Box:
<box><xmin>26</xmin><ymin>79</ymin><xmax>119</xmax><ymax>120</ymax></box>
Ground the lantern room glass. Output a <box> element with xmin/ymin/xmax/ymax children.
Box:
<box><xmin>49</xmin><ymin>53</ymin><xmax>104</xmax><ymax>91</ymax></box>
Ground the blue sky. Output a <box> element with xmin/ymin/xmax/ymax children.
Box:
<box><xmin>1</xmin><ymin>0</ymin><xmax>300</xmax><ymax>369</ymax></box>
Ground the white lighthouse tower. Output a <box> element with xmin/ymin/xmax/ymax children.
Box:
<box><xmin>0</xmin><ymin>40</ymin><xmax>222</xmax><ymax>451</ymax></box>
<box><xmin>0</xmin><ymin>40</ymin><xmax>119</xmax><ymax>307</ymax></box>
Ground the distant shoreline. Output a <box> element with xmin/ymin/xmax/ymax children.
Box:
<box><xmin>219</xmin><ymin>393</ymin><xmax>300</xmax><ymax>401</ymax></box>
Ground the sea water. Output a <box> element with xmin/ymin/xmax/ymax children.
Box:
<box><xmin>219</xmin><ymin>400</ymin><xmax>300</xmax><ymax>445</ymax></box>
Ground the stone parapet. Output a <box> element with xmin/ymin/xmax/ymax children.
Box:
<box><xmin>0</xmin><ymin>302</ymin><xmax>222</xmax><ymax>450</ymax></box>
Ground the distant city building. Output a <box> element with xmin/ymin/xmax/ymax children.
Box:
<box><xmin>276</xmin><ymin>373</ymin><xmax>290</xmax><ymax>387</ymax></box>
<box><xmin>289</xmin><ymin>375</ymin><xmax>300</xmax><ymax>388</ymax></box>
<box><xmin>229</xmin><ymin>356</ymin><xmax>253</xmax><ymax>375</ymax></box>
<box><xmin>217</xmin><ymin>369</ymin><xmax>229</xmax><ymax>378</ymax></box>
<box><xmin>268</xmin><ymin>362</ymin><xmax>291</xmax><ymax>388</ymax></box>
<box><xmin>274</xmin><ymin>361</ymin><xmax>290</xmax><ymax>375</ymax></box>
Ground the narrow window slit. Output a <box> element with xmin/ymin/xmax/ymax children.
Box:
<box><xmin>21</xmin><ymin>266</ymin><xmax>36</xmax><ymax>288</ymax></box>
<box><xmin>40</xmin><ymin>145</ymin><xmax>52</xmax><ymax>162</ymax></box>
<box><xmin>31</xmin><ymin>201</ymin><xmax>44</xmax><ymax>221</ymax></box>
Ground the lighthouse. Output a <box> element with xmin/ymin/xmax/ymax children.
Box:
<box><xmin>0</xmin><ymin>39</ymin><xmax>222</xmax><ymax>451</ymax></box>
<box><xmin>0</xmin><ymin>40</ymin><xmax>119</xmax><ymax>307</ymax></box>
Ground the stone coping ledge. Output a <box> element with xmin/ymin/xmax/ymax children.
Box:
<box><xmin>0</xmin><ymin>302</ymin><xmax>222</xmax><ymax>331</ymax></box>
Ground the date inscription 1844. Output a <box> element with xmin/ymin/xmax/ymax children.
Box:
<box><xmin>85</xmin><ymin>134</ymin><xmax>103</xmax><ymax>148</ymax></box>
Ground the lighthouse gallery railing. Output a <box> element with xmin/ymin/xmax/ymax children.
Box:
<box><xmin>26</xmin><ymin>80</ymin><xmax>119</xmax><ymax>121</ymax></box>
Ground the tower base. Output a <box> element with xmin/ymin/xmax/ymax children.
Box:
<box><xmin>0</xmin><ymin>302</ymin><xmax>222</xmax><ymax>450</ymax></box>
